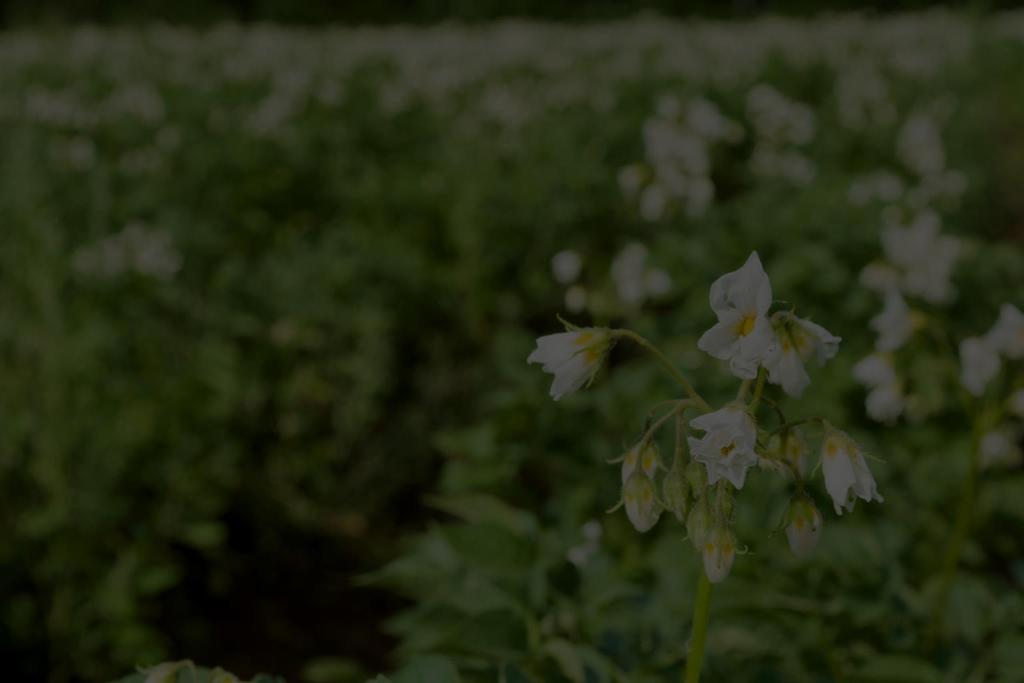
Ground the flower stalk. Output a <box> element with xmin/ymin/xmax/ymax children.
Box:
<box><xmin>684</xmin><ymin>572</ymin><xmax>713</xmax><ymax>683</ymax></box>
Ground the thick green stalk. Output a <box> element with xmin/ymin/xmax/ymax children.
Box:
<box><xmin>684</xmin><ymin>572</ymin><xmax>713</xmax><ymax>683</ymax></box>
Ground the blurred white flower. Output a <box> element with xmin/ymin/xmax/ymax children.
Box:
<box><xmin>988</xmin><ymin>303</ymin><xmax>1024</xmax><ymax>359</ymax></box>
<box><xmin>645</xmin><ymin>268</ymin><xmax>672</xmax><ymax>297</ymax></box>
<box><xmin>567</xmin><ymin>520</ymin><xmax>603</xmax><ymax>567</ymax></box>
<box><xmin>880</xmin><ymin>211</ymin><xmax>959</xmax><ymax>304</ymax></box>
<box><xmin>821</xmin><ymin>427</ymin><xmax>883</xmax><ymax>515</ymax></box>
<box><xmin>611</xmin><ymin>243</ymin><xmax>650</xmax><ymax>306</ymax></box>
<box><xmin>980</xmin><ymin>428</ymin><xmax>1021</xmax><ymax>469</ymax></box>
<box><xmin>764</xmin><ymin>311</ymin><xmax>841</xmax><ymax>397</ymax></box>
<box><xmin>639</xmin><ymin>183</ymin><xmax>668</xmax><ymax>221</ymax></box>
<box><xmin>697</xmin><ymin>252</ymin><xmax>779</xmax><ymax>379</ymax></box>
<box><xmin>853</xmin><ymin>353</ymin><xmax>905</xmax><ymax>423</ymax></box>
<box><xmin>527</xmin><ymin>328</ymin><xmax>612</xmax><ymax>400</ymax></box>
<box><xmin>959</xmin><ymin>336</ymin><xmax>1000</xmax><ymax>397</ymax></box>
<box><xmin>564</xmin><ymin>285</ymin><xmax>587</xmax><ymax>313</ymax></box>
<box><xmin>785</xmin><ymin>496</ymin><xmax>823</xmax><ymax>559</ymax></box>
<box><xmin>551</xmin><ymin>249</ymin><xmax>582</xmax><ymax>284</ymax></box>
<box><xmin>702</xmin><ymin>527</ymin><xmax>737</xmax><ymax>583</ymax></box>
<box><xmin>688</xmin><ymin>403</ymin><xmax>758</xmax><ymax>489</ymax></box>
<box><xmin>870</xmin><ymin>290</ymin><xmax>913</xmax><ymax>352</ymax></box>
<box><xmin>898</xmin><ymin>112</ymin><xmax>945</xmax><ymax>176</ymax></box>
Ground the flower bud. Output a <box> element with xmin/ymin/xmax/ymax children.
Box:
<box><xmin>686</xmin><ymin>496</ymin><xmax>712</xmax><ymax>550</ymax></box>
<box><xmin>702</xmin><ymin>527</ymin><xmax>737</xmax><ymax>583</ymax></box>
<box><xmin>622</xmin><ymin>441</ymin><xmax>659</xmax><ymax>483</ymax></box>
<box><xmin>685</xmin><ymin>460</ymin><xmax>707</xmax><ymax>497</ymax></box>
<box><xmin>623</xmin><ymin>471</ymin><xmax>661</xmax><ymax>533</ymax></box>
<box><xmin>662</xmin><ymin>462</ymin><xmax>690</xmax><ymax>524</ymax></box>
<box><xmin>785</xmin><ymin>495</ymin><xmax>823</xmax><ymax>559</ymax></box>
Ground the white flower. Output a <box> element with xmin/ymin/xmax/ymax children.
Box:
<box><xmin>702</xmin><ymin>527</ymin><xmax>737</xmax><ymax>583</ymax></box>
<box><xmin>688</xmin><ymin>404</ymin><xmax>759</xmax><ymax>489</ymax></box>
<box><xmin>988</xmin><ymin>303</ymin><xmax>1024</xmax><ymax>359</ymax></box>
<box><xmin>1009</xmin><ymin>389</ymin><xmax>1024</xmax><ymax>418</ymax></box>
<box><xmin>880</xmin><ymin>211</ymin><xmax>959</xmax><ymax>304</ymax></box>
<box><xmin>785</xmin><ymin>496</ymin><xmax>823</xmax><ymax>559</ymax></box>
<box><xmin>764</xmin><ymin>311</ymin><xmax>841</xmax><ymax>397</ymax></box>
<box><xmin>551</xmin><ymin>250</ymin><xmax>582</xmax><ymax>284</ymax></box>
<box><xmin>820</xmin><ymin>427</ymin><xmax>883</xmax><ymax>515</ymax></box>
<box><xmin>622</xmin><ymin>471</ymin><xmax>661</xmax><ymax>533</ymax></box>
<box><xmin>865</xmin><ymin>384</ymin><xmax>906</xmax><ymax>424</ymax></box>
<box><xmin>639</xmin><ymin>183</ymin><xmax>667</xmax><ymax>221</ymax></box>
<box><xmin>528</xmin><ymin>328</ymin><xmax>612</xmax><ymax>400</ymax></box>
<box><xmin>897</xmin><ymin>113</ymin><xmax>945</xmax><ymax>176</ymax></box>
<box><xmin>871</xmin><ymin>290</ymin><xmax>914</xmax><ymax>352</ymax></box>
<box><xmin>144</xmin><ymin>662</ymin><xmax>190</xmax><ymax>683</ymax></box>
<box><xmin>612</xmin><ymin>243</ymin><xmax>650</xmax><ymax>306</ymax></box>
<box><xmin>697</xmin><ymin>252</ymin><xmax>779</xmax><ymax>379</ymax></box>
<box><xmin>959</xmin><ymin>336</ymin><xmax>1000</xmax><ymax>397</ymax></box>
<box><xmin>853</xmin><ymin>353</ymin><xmax>904</xmax><ymax>423</ymax></box>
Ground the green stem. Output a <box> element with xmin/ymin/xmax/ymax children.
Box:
<box><xmin>926</xmin><ymin>424</ymin><xmax>982</xmax><ymax>647</ymax></box>
<box><xmin>641</xmin><ymin>401</ymin><xmax>692</xmax><ymax>445</ymax></box>
<box><xmin>684</xmin><ymin>572</ymin><xmax>713</xmax><ymax>683</ymax></box>
<box><xmin>613</xmin><ymin>329</ymin><xmax>711</xmax><ymax>411</ymax></box>
<box><xmin>748</xmin><ymin>368</ymin><xmax>767</xmax><ymax>413</ymax></box>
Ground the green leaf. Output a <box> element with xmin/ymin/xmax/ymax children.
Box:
<box><xmin>543</xmin><ymin>638</ymin><xmax>585</xmax><ymax>683</ymax></box>
<box><xmin>391</xmin><ymin>656</ymin><xmax>460</xmax><ymax>683</ymax></box>
<box><xmin>852</xmin><ymin>655</ymin><xmax>942</xmax><ymax>683</ymax></box>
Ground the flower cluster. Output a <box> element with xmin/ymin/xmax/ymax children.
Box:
<box><xmin>697</xmin><ymin>252</ymin><xmax>840</xmax><ymax>396</ymax></box>
<box><xmin>618</xmin><ymin>95</ymin><xmax>742</xmax><ymax>221</ymax></box>
<box><xmin>529</xmin><ymin>251</ymin><xmax>881</xmax><ymax>583</ymax></box>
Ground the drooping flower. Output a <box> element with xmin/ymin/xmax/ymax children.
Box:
<box><xmin>785</xmin><ymin>496</ymin><xmax>823</xmax><ymax>559</ymax></box>
<box><xmin>764</xmin><ymin>311</ymin><xmax>841</xmax><ymax>397</ymax></box>
<box><xmin>688</xmin><ymin>403</ymin><xmax>759</xmax><ymax>489</ymax></box>
<box><xmin>820</xmin><ymin>426</ymin><xmax>884</xmax><ymax>515</ymax></box>
<box><xmin>988</xmin><ymin>303</ymin><xmax>1024</xmax><ymax>359</ymax></box>
<box><xmin>959</xmin><ymin>336</ymin><xmax>1000</xmax><ymax>397</ymax></box>
<box><xmin>622</xmin><ymin>471</ymin><xmax>661</xmax><ymax>533</ymax></box>
<box><xmin>870</xmin><ymin>290</ymin><xmax>914</xmax><ymax>352</ymax></box>
<box><xmin>697</xmin><ymin>252</ymin><xmax>779</xmax><ymax>379</ymax></box>
<box><xmin>528</xmin><ymin>328</ymin><xmax>612</xmax><ymax>400</ymax></box>
<box><xmin>852</xmin><ymin>353</ymin><xmax>905</xmax><ymax>423</ymax></box>
<box><xmin>702</xmin><ymin>527</ymin><xmax>737</xmax><ymax>583</ymax></box>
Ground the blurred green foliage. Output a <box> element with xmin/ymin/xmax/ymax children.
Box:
<box><xmin>0</xmin><ymin>12</ymin><xmax>1022</xmax><ymax>683</ymax></box>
